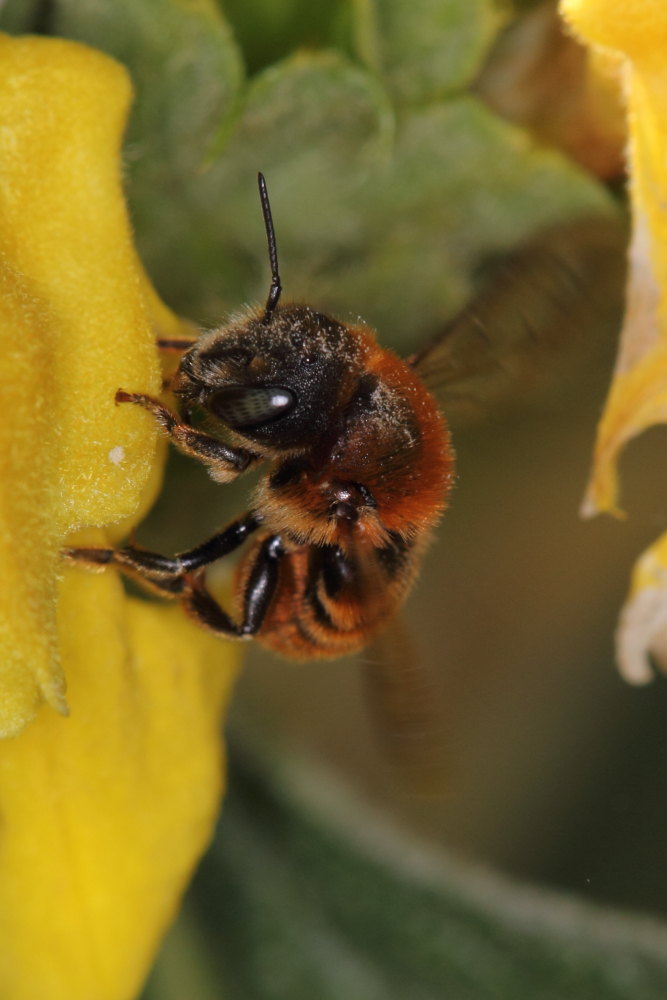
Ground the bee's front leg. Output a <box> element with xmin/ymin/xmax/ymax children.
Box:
<box><xmin>116</xmin><ymin>390</ymin><xmax>259</xmax><ymax>483</ymax></box>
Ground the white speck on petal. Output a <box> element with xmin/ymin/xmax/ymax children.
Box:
<box><xmin>108</xmin><ymin>445</ymin><xmax>125</xmax><ymax>466</ymax></box>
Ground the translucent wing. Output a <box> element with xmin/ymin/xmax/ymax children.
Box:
<box><xmin>362</xmin><ymin>616</ymin><xmax>448</xmax><ymax>796</ymax></box>
<box><xmin>411</xmin><ymin>216</ymin><xmax>627</xmax><ymax>424</ymax></box>
<box><xmin>363</xmin><ymin>216</ymin><xmax>626</xmax><ymax>790</ymax></box>
<box><xmin>325</xmin><ymin>529</ymin><xmax>447</xmax><ymax>795</ymax></box>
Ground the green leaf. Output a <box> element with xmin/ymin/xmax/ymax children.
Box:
<box><xmin>43</xmin><ymin>0</ymin><xmax>615</xmax><ymax>355</ymax></box>
<box><xmin>351</xmin><ymin>0</ymin><xmax>502</xmax><ymax>104</ymax></box>
<box><xmin>52</xmin><ymin>0</ymin><xmax>243</xmax><ymax>161</ymax></box>
<box><xmin>187</xmin><ymin>52</ymin><xmax>396</xmax><ymax>318</ymax></box>
<box><xmin>49</xmin><ymin>0</ymin><xmax>244</xmax><ymax>310</ymax></box>
<box><xmin>127</xmin><ymin>47</ymin><xmax>394</xmax><ymax>322</ymax></box>
<box><xmin>218</xmin><ymin>0</ymin><xmax>342</xmax><ymax>74</ymax></box>
<box><xmin>0</xmin><ymin>0</ymin><xmax>44</xmax><ymax>32</ymax></box>
<box><xmin>309</xmin><ymin>96</ymin><xmax>614</xmax><ymax>347</ymax></box>
<box><xmin>144</xmin><ymin>751</ymin><xmax>667</xmax><ymax>1000</ymax></box>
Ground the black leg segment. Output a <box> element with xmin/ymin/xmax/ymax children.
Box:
<box><xmin>319</xmin><ymin>545</ymin><xmax>356</xmax><ymax>598</ymax></box>
<box><xmin>172</xmin><ymin>512</ymin><xmax>261</xmax><ymax>572</ymax></box>
<box><xmin>182</xmin><ymin>532</ymin><xmax>285</xmax><ymax>639</ymax></box>
<box><xmin>240</xmin><ymin>534</ymin><xmax>284</xmax><ymax>635</ymax></box>
<box><xmin>63</xmin><ymin>512</ymin><xmax>261</xmax><ymax>588</ymax></box>
<box><xmin>183</xmin><ymin>581</ymin><xmax>241</xmax><ymax>637</ymax></box>
<box><xmin>115</xmin><ymin>391</ymin><xmax>259</xmax><ymax>481</ymax></box>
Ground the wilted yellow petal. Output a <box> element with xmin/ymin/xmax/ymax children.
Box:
<box><xmin>560</xmin><ymin>2</ymin><xmax>667</xmax><ymax>516</ymax></box>
<box><xmin>580</xmin><ymin>215</ymin><xmax>667</xmax><ymax>516</ymax></box>
<box><xmin>616</xmin><ymin>532</ymin><xmax>667</xmax><ymax>684</ymax></box>
<box><xmin>0</xmin><ymin>561</ymin><xmax>238</xmax><ymax>1000</ymax></box>
<box><xmin>0</xmin><ymin>34</ymin><xmax>192</xmax><ymax>734</ymax></box>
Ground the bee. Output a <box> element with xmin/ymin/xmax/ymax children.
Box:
<box><xmin>65</xmin><ymin>175</ymin><xmax>624</xmax><ymax>781</ymax></box>
<box><xmin>66</xmin><ymin>174</ymin><xmax>455</xmax><ymax>660</ymax></box>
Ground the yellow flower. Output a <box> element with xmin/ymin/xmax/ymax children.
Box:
<box><xmin>0</xmin><ymin>34</ymin><xmax>240</xmax><ymax>999</ymax></box>
<box><xmin>560</xmin><ymin>0</ymin><xmax>667</xmax><ymax>682</ymax></box>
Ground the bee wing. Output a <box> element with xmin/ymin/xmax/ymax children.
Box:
<box><xmin>333</xmin><ymin>530</ymin><xmax>446</xmax><ymax>794</ymax></box>
<box><xmin>362</xmin><ymin>615</ymin><xmax>448</xmax><ymax>796</ymax></box>
<box><xmin>347</xmin><ymin>542</ymin><xmax>445</xmax><ymax>794</ymax></box>
<box><xmin>410</xmin><ymin>216</ymin><xmax>627</xmax><ymax>424</ymax></box>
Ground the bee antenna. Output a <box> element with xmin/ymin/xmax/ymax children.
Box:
<box><xmin>257</xmin><ymin>172</ymin><xmax>282</xmax><ymax>323</ymax></box>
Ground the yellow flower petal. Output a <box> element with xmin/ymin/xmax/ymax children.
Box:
<box><xmin>561</xmin><ymin>1</ymin><xmax>667</xmax><ymax>685</ymax></box>
<box><xmin>0</xmin><ymin>563</ymin><xmax>237</xmax><ymax>1000</ymax></box>
<box><xmin>0</xmin><ymin>34</ymin><xmax>189</xmax><ymax>734</ymax></box>
<box><xmin>560</xmin><ymin>2</ymin><xmax>667</xmax><ymax>517</ymax></box>
<box><xmin>0</xmin><ymin>34</ymin><xmax>241</xmax><ymax>999</ymax></box>
<box><xmin>616</xmin><ymin>532</ymin><xmax>667</xmax><ymax>684</ymax></box>
<box><xmin>580</xmin><ymin>215</ymin><xmax>667</xmax><ymax>516</ymax></box>
<box><xmin>561</xmin><ymin>0</ymin><xmax>667</xmax><ymax>67</ymax></box>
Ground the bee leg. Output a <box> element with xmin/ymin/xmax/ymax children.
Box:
<box><xmin>182</xmin><ymin>578</ymin><xmax>241</xmax><ymax>636</ymax></box>
<box><xmin>320</xmin><ymin>545</ymin><xmax>356</xmax><ymax>597</ymax></box>
<box><xmin>61</xmin><ymin>544</ymin><xmax>189</xmax><ymax>598</ymax></box>
<box><xmin>115</xmin><ymin>390</ymin><xmax>259</xmax><ymax>483</ymax></box>
<box><xmin>183</xmin><ymin>534</ymin><xmax>284</xmax><ymax>639</ymax></box>
<box><xmin>239</xmin><ymin>534</ymin><xmax>284</xmax><ymax>635</ymax></box>
<box><xmin>63</xmin><ymin>512</ymin><xmax>261</xmax><ymax>598</ymax></box>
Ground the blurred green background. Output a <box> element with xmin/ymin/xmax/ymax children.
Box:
<box><xmin>6</xmin><ymin>0</ymin><xmax>667</xmax><ymax>996</ymax></box>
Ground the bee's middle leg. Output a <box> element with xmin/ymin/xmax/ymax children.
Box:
<box><xmin>63</xmin><ymin>512</ymin><xmax>261</xmax><ymax>601</ymax></box>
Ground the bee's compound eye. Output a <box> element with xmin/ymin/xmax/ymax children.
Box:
<box><xmin>209</xmin><ymin>384</ymin><xmax>295</xmax><ymax>429</ymax></box>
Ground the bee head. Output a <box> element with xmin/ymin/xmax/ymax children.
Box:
<box><xmin>174</xmin><ymin>303</ymin><xmax>367</xmax><ymax>451</ymax></box>
<box><xmin>173</xmin><ymin>174</ymin><xmax>374</xmax><ymax>452</ymax></box>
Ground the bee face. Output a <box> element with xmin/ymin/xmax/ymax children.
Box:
<box><xmin>175</xmin><ymin>303</ymin><xmax>367</xmax><ymax>451</ymax></box>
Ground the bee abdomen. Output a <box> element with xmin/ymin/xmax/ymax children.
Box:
<box><xmin>239</xmin><ymin>536</ymin><xmax>418</xmax><ymax>660</ymax></box>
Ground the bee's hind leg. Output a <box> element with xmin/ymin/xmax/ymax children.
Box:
<box><xmin>184</xmin><ymin>533</ymin><xmax>284</xmax><ymax>638</ymax></box>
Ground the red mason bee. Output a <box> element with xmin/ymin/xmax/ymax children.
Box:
<box><xmin>66</xmin><ymin>174</ymin><xmax>455</xmax><ymax>660</ymax></box>
<box><xmin>64</xmin><ymin>175</ymin><xmax>623</xmax><ymax>782</ymax></box>
<box><xmin>65</xmin><ymin>174</ymin><xmax>622</xmax><ymax>690</ymax></box>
